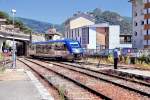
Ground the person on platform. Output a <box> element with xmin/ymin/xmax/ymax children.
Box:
<box><xmin>113</xmin><ymin>48</ymin><xmax>119</xmax><ymax>69</ymax></box>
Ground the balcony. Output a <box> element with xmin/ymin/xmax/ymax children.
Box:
<box><xmin>144</xmin><ymin>35</ymin><xmax>150</xmax><ymax>40</ymax></box>
<box><xmin>144</xmin><ymin>14</ymin><xmax>150</xmax><ymax>19</ymax></box>
<box><xmin>119</xmin><ymin>43</ymin><xmax>132</xmax><ymax>48</ymax></box>
<box><xmin>144</xmin><ymin>45</ymin><xmax>150</xmax><ymax>48</ymax></box>
<box><xmin>120</xmin><ymin>41</ymin><xmax>132</xmax><ymax>44</ymax></box>
<box><xmin>144</xmin><ymin>2</ymin><xmax>150</xmax><ymax>9</ymax></box>
<box><xmin>144</xmin><ymin>24</ymin><xmax>150</xmax><ymax>30</ymax></box>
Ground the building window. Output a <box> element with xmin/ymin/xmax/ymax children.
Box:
<box><xmin>148</xmin><ymin>8</ymin><xmax>150</xmax><ymax>13</ymax></box>
<box><xmin>147</xmin><ymin>30</ymin><xmax>149</xmax><ymax>35</ymax></box>
<box><xmin>141</xmin><ymin>21</ymin><xmax>144</xmax><ymax>25</ymax></box>
<box><xmin>140</xmin><ymin>30</ymin><xmax>142</xmax><ymax>36</ymax></box>
<box><xmin>105</xmin><ymin>28</ymin><xmax>107</xmax><ymax>32</ymax></box>
<box><xmin>66</xmin><ymin>32</ymin><xmax>67</xmax><ymax>38</ymax></box>
<box><xmin>148</xmin><ymin>19</ymin><xmax>150</xmax><ymax>24</ymax></box>
<box><xmin>133</xmin><ymin>40</ymin><xmax>136</xmax><ymax>45</ymax></box>
<box><xmin>134</xmin><ymin>22</ymin><xmax>138</xmax><ymax>26</ymax></box>
<box><xmin>75</xmin><ymin>28</ymin><xmax>78</xmax><ymax>37</ymax></box>
<box><xmin>78</xmin><ymin>28</ymin><xmax>79</xmax><ymax>37</ymax></box>
<box><xmin>134</xmin><ymin>12</ymin><xmax>137</xmax><ymax>17</ymax></box>
<box><xmin>72</xmin><ymin>30</ymin><xmax>73</xmax><ymax>38</ymax></box>
<box><xmin>74</xmin><ymin>29</ymin><xmax>75</xmax><ymax>37</ymax></box>
<box><xmin>141</xmin><ymin>10</ymin><xmax>144</xmax><ymax>15</ymax></box>
<box><xmin>134</xmin><ymin>32</ymin><xmax>137</xmax><ymax>36</ymax></box>
<box><xmin>144</xmin><ymin>0</ymin><xmax>148</xmax><ymax>3</ymax></box>
<box><xmin>82</xmin><ymin>27</ymin><xmax>89</xmax><ymax>44</ymax></box>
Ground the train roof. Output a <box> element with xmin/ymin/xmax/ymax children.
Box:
<box><xmin>32</xmin><ymin>39</ymin><xmax>78</xmax><ymax>44</ymax></box>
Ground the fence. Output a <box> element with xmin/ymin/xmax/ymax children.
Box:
<box><xmin>83</xmin><ymin>48</ymin><xmax>150</xmax><ymax>57</ymax></box>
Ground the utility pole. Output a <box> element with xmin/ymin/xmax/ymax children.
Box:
<box><xmin>11</xmin><ymin>9</ymin><xmax>16</xmax><ymax>68</ymax></box>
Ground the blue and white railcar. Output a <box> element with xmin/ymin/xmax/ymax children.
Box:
<box><xmin>29</xmin><ymin>39</ymin><xmax>83</xmax><ymax>60</ymax></box>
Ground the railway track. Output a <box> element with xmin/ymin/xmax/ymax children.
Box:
<box><xmin>24</xmin><ymin>58</ymin><xmax>150</xmax><ymax>100</ymax></box>
<box><xmin>17</xmin><ymin>59</ymin><xmax>62</xmax><ymax>100</ymax></box>
<box><xmin>48</xmin><ymin>61</ymin><xmax>150</xmax><ymax>97</ymax></box>
<box><xmin>18</xmin><ymin>58</ymin><xmax>108</xmax><ymax>100</ymax></box>
<box><xmin>62</xmin><ymin>61</ymin><xmax>150</xmax><ymax>83</ymax></box>
<box><xmin>60</xmin><ymin>61</ymin><xmax>150</xmax><ymax>86</ymax></box>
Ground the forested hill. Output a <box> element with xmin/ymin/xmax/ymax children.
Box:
<box><xmin>17</xmin><ymin>8</ymin><xmax>132</xmax><ymax>35</ymax></box>
<box><xmin>17</xmin><ymin>17</ymin><xmax>63</xmax><ymax>33</ymax></box>
<box><xmin>89</xmin><ymin>8</ymin><xmax>132</xmax><ymax>35</ymax></box>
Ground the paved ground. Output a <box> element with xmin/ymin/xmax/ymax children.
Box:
<box><xmin>0</xmin><ymin>68</ymin><xmax>53</xmax><ymax>100</ymax></box>
<box><xmin>0</xmin><ymin>69</ymin><xmax>41</xmax><ymax>100</ymax></box>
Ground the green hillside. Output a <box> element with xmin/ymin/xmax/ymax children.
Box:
<box><xmin>0</xmin><ymin>11</ymin><xmax>32</xmax><ymax>34</ymax></box>
<box><xmin>89</xmin><ymin>8</ymin><xmax>132</xmax><ymax>34</ymax></box>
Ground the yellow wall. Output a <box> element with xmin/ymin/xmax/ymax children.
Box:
<box><xmin>70</xmin><ymin>17</ymin><xmax>94</xmax><ymax>29</ymax></box>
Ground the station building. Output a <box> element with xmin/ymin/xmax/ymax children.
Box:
<box><xmin>0</xmin><ymin>18</ymin><xmax>30</xmax><ymax>56</ymax></box>
<box><xmin>130</xmin><ymin>0</ymin><xmax>150</xmax><ymax>49</ymax></box>
<box><xmin>64</xmin><ymin>12</ymin><xmax>132</xmax><ymax>50</ymax></box>
<box><xmin>45</xmin><ymin>28</ymin><xmax>62</xmax><ymax>40</ymax></box>
<box><xmin>0</xmin><ymin>18</ymin><xmax>6</xmax><ymax>52</ymax></box>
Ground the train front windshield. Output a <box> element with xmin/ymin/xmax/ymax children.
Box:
<box><xmin>69</xmin><ymin>42</ymin><xmax>80</xmax><ymax>48</ymax></box>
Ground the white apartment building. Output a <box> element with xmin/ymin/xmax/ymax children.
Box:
<box><xmin>66</xmin><ymin>23</ymin><xmax>121</xmax><ymax>50</ymax></box>
<box><xmin>65</xmin><ymin>12</ymin><xmax>132</xmax><ymax>50</ymax></box>
<box><xmin>64</xmin><ymin>13</ymin><xmax>120</xmax><ymax>49</ymax></box>
<box><xmin>131</xmin><ymin>0</ymin><xmax>150</xmax><ymax>49</ymax></box>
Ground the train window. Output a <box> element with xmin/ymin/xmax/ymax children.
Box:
<box><xmin>30</xmin><ymin>45</ymin><xmax>34</xmax><ymax>50</ymax></box>
<box><xmin>36</xmin><ymin>45</ymin><xmax>40</xmax><ymax>53</ymax></box>
<box><xmin>47</xmin><ymin>43</ymin><xmax>52</xmax><ymax>49</ymax></box>
<box><xmin>44</xmin><ymin>45</ymin><xmax>49</xmax><ymax>54</ymax></box>
<box><xmin>36</xmin><ymin>45</ymin><xmax>44</xmax><ymax>53</ymax></box>
<box><xmin>54</xmin><ymin>42</ymin><xmax>67</xmax><ymax>51</ymax></box>
<box><xmin>70</xmin><ymin>42</ymin><xmax>79</xmax><ymax>48</ymax></box>
<box><xmin>64</xmin><ymin>44</ymin><xmax>67</xmax><ymax>50</ymax></box>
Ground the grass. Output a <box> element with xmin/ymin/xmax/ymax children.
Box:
<box><xmin>0</xmin><ymin>64</ymin><xmax>6</xmax><ymax>73</ymax></box>
<box><xmin>134</xmin><ymin>63</ymin><xmax>150</xmax><ymax>70</ymax></box>
<box><xmin>0</xmin><ymin>53</ymin><xmax>4</xmax><ymax>61</ymax></box>
<box><xmin>82</xmin><ymin>57</ymin><xmax>150</xmax><ymax>70</ymax></box>
<box><xmin>58</xmin><ymin>85</ymin><xmax>66</xmax><ymax>100</ymax></box>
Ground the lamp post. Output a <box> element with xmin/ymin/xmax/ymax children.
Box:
<box><xmin>11</xmin><ymin>9</ymin><xmax>16</xmax><ymax>68</ymax></box>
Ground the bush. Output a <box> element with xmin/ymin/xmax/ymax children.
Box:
<box><xmin>107</xmin><ymin>54</ymin><xmax>114</xmax><ymax>64</ymax></box>
<box><xmin>138</xmin><ymin>54</ymin><xmax>150</xmax><ymax>64</ymax></box>
<box><xmin>0</xmin><ymin>53</ymin><xmax>4</xmax><ymax>61</ymax></box>
<box><xmin>145</xmin><ymin>54</ymin><xmax>150</xmax><ymax>64</ymax></box>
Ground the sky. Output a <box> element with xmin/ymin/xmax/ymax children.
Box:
<box><xmin>0</xmin><ymin>0</ymin><xmax>132</xmax><ymax>24</ymax></box>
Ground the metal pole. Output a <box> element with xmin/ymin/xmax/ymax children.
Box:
<box><xmin>12</xmin><ymin>11</ymin><xmax>16</xmax><ymax>68</ymax></box>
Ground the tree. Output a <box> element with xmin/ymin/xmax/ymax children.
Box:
<box><xmin>0</xmin><ymin>11</ymin><xmax>9</xmax><ymax>19</ymax></box>
<box><xmin>93</xmin><ymin>8</ymin><xmax>102</xmax><ymax>17</ymax></box>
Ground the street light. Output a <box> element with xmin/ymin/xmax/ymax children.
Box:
<box><xmin>11</xmin><ymin>9</ymin><xmax>16</xmax><ymax>68</ymax></box>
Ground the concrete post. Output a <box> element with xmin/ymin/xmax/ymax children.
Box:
<box><xmin>0</xmin><ymin>38</ymin><xmax>4</xmax><ymax>53</ymax></box>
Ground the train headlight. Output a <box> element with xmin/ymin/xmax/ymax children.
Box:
<box><xmin>72</xmin><ymin>49</ymin><xmax>80</xmax><ymax>53</ymax></box>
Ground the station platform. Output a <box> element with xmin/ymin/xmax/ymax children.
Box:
<box><xmin>77</xmin><ymin>63</ymin><xmax>150</xmax><ymax>82</ymax></box>
<box><xmin>108</xmin><ymin>69</ymin><xmax>150</xmax><ymax>82</ymax></box>
<box><xmin>0</xmin><ymin>69</ymin><xmax>54</xmax><ymax>100</ymax></box>
<box><xmin>117</xmin><ymin>69</ymin><xmax>150</xmax><ymax>78</ymax></box>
